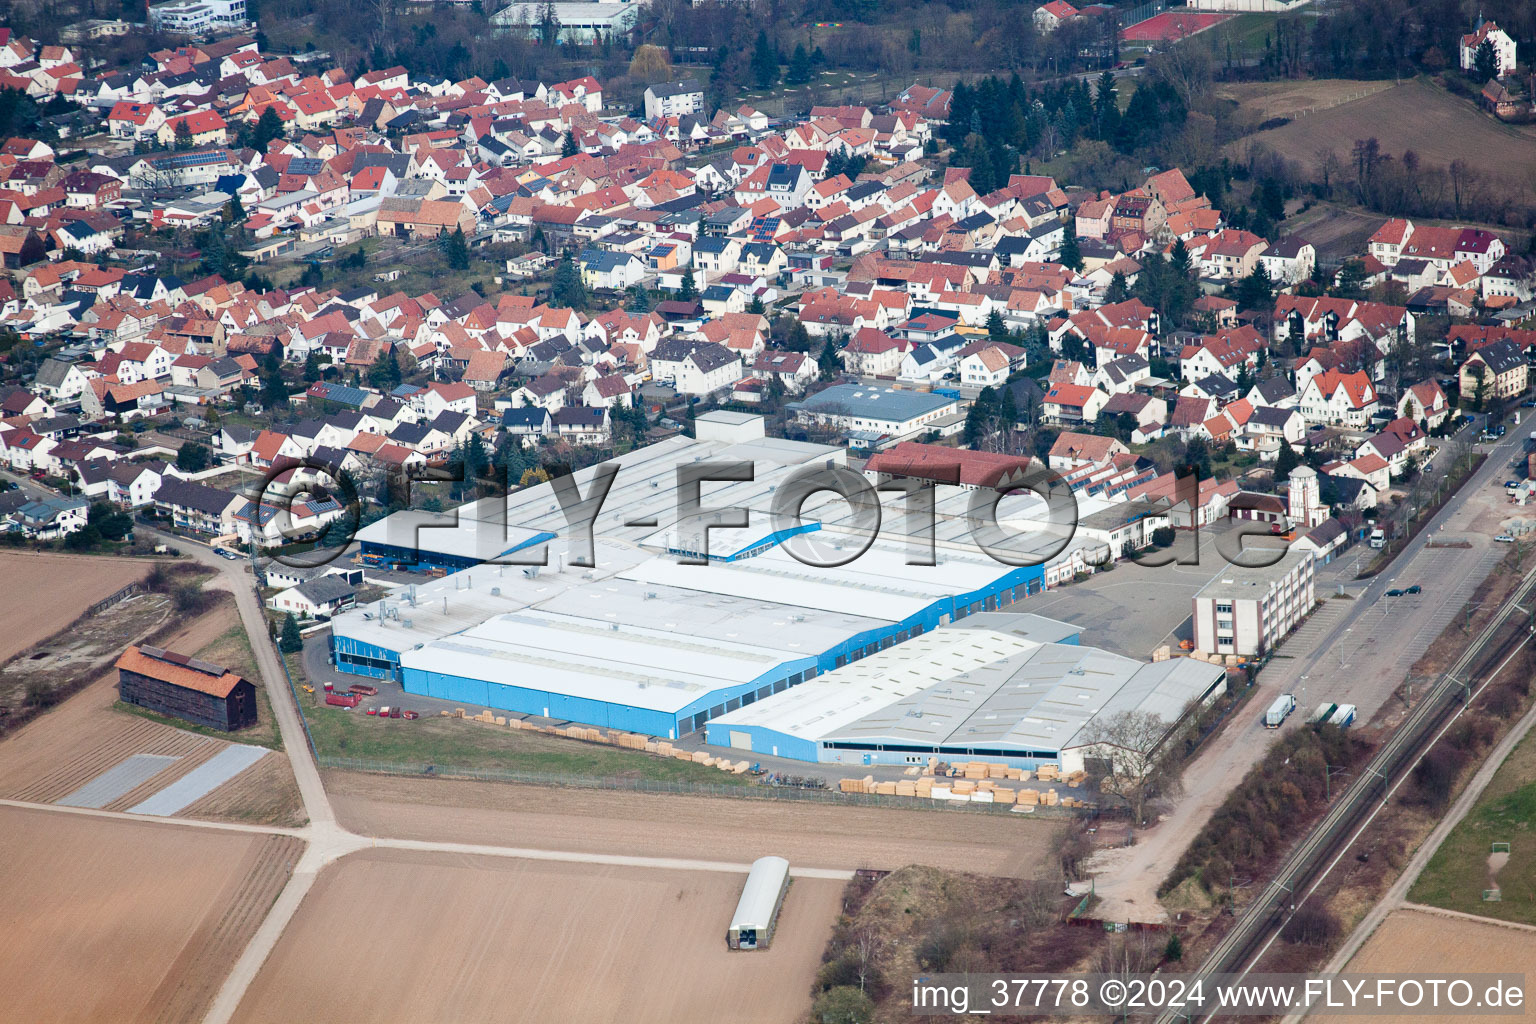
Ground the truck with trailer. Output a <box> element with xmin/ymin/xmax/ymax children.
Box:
<box><xmin>1264</xmin><ymin>693</ymin><xmax>1297</xmax><ymax>728</ymax></box>
<box><xmin>1309</xmin><ymin>702</ymin><xmax>1339</xmax><ymax>724</ymax></box>
<box><xmin>1329</xmin><ymin>703</ymin><xmax>1357</xmax><ymax>728</ymax></box>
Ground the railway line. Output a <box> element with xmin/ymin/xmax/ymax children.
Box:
<box><xmin>1159</xmin><ymin>562</ymin><xmax>1536</xmax><ymax>1023</ymax></box>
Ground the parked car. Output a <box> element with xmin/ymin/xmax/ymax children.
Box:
<box><xmin>1406</xmin><ymin>585</ymin><xmax>1422</xmax><ymax>594</ymax></box>
<box><xmin>1496</xmin><ymin>534</ymin><xmax>1516</xmax><ymax>542</ymax></box>
<box><xmin>215</xmin><ymin>548</ymin><xmax>240</xmax><ymax>560</ymax></box>
<box><xmin>1386</xmin><ymin>588</ymin><xmax>1404</xmax><ymax>597</ymax></box>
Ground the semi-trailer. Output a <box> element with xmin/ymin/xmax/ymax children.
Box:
<box><xmin>1264</xmin><ymin>693</ymin><xmax>1297</xmax><ymax>728</ymax></box>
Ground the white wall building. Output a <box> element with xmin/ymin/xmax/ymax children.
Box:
<box><xmin>1192</xmin><ymin>548</ymin><xmax>1315</xmax><ymax>658</ymax></box>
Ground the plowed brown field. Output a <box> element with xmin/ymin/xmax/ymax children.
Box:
<box><xmin>230</xmin><ymin>849</ymin><xmax>842</xmax><ymax>1024</ymax></box>
<box><xmin>326</xmin><ymin>771</ymin><xmax>1060</xmax><ymax>875</ymax></box>
<box><xmin>0</xmin><ymin>806</ymin><xmax>300</xmax><ymax>1024</ymax></box>
<box><xmin>0</xmin><ymin>550</ymin><xmax>155</xmax><ymax>663</ymax></box>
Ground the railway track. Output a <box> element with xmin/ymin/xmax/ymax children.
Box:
<box><xmin>1159</xmin><ymin>563</ymin><xmax>1536</xmax><ymax>1024</ymax></box>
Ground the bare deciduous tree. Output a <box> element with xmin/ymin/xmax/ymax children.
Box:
<box><xmin>1079</xmin><ymin>709</ymin><xmax>1176</xmax><ymax>825</ymax></box>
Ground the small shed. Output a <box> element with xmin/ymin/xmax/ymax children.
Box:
<box><xmin>727</xmin><ymin>856</ymin><xmax>790</xmax><ymax>950</ymax></box>
<box><xmin>116</xmin><ymin>644</ymin><xmax>257</xmax><ymax>732</ymax></box>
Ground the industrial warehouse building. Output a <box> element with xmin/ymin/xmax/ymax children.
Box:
<box><xmin>116</xmin><ymin>644</ymin><xmax>257</xmax><ymax>732</ymax></box>
<box><xmin>705</xmin><ymin>615</ymin><xmax>1228</xmax><ymax>773</ymax></box>
<box><xmin>329</xmin><ymin>414</ymin><xmax>1195</xmax><ymax>746</ymax></box>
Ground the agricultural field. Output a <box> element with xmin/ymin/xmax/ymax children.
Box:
<box><xmin>1410</xmin><ymin>725</ymin><xmax>1536</xmax><ymax>924</ymax></box>
<box><xmin>1232</xmin><ymin>78</ymin><xmax>1536</xmax><ymax>187</ymax></box>
<box><xmin>0</xmin><ymin>601</ymin><xmax>304</xmax><ymax>827</ymax></box>
<box><xmin>325</xmin><ymin>771</ymin><xmax>1061</xmax><ymax>875</ymax></box>
<box><xmin>1215</xmin><ymin>78</ymin><xmax>1397</xmax><ymax>127</ymax></box>
<box><xmin>0</xmin><ymin>550</ymin><xmax>156</xmax><ymax>663</ymax></box>
<box><xmin>1341</xmin><ymin>909</ymin><xmax>1536</xmax><ymax>1022</ymax></box>
<box><xmin>0</xmin><ymin>806</ymin><xmax>300</xmax><ymax>1024</ymax></box>
<box><xmin>229</xmin><ymin>850</ymin><xmax>843</xmax><ymax>1024</ymax></box>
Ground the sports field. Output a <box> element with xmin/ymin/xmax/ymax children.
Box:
<box><xmin>1121</xmin><ymin>11</ymin><xmax>1231</xmax><ymax>42</ymax></box>
<box><xmin>230</xmin><ymin>850</ymin><xmax>843</xmax><ymax>1024</ymax></box>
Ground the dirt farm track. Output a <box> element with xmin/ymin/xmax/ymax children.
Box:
<box><xmin>0</xmin><ymin>806</ymin><xmax>300</xmax><ymax>1024</ymax></box>
<box><xmin>231</xmin><ymin>850</ymin><xmax>845</xmax><ymax>1024</ymax></box>
<box><xmin>1338</xmin><ymin>908</ymin><xmax>1536</xmax><ymax>1023</ymax></box>
<box><xmin>0</xmin><ymin>550</ymin><xmax>154</xmax><ymax>664</ymax></box>
<box><xmin>326</xmin><ymin>771</ymin><xmax>1062</xmax><ymax>875</ymax></box>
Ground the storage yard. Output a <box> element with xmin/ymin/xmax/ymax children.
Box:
<box><xmin>0</xmin><ymin>806</ymin><xmax>300</xmax><ymax>1024</ymax></box>
<box><xmin>0</xmin><ymin>550</ymin><xmax>156</xmax><ymax>664</ymax></box>
<box><xmin>228</xmin><ymin>850</ymin><xmax>844</xmax><ymax>1024</ymax></box>
<box><xmin>324</xmin><ymin>771</ymin><xmax>1061</xmax><ymax>875</ymax></box>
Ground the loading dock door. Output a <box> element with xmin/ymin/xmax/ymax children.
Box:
<box><xmin>729</xmin><ymin>730</ymin><xmax>752</xmax><ymax>750</ymax></box>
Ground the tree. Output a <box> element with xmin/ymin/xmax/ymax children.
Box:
<box><xmin>747</xmin><ymin>294</ymin><xmax>765</xmax><ymax>315</ymax></box>
<box><xmin>750</xmin><ymin>30</ymin><xmax>779</xmax><ymax>90</ymax></box>
<box><xmin>550</xmin><ymin>252</ymin><xmax>588</xmax><ymax>309</ymax></box>
<box><xmin>678</xmin><ymin>266</ymin><xmax>698</xmax><ymax>302</ymax></box>
<box><xmin>784</xmin><ymin>317</ymin><xmax>812</xmax><ymax>352</ymax></box>
<box><xmin>1080</xmin><ymin>710</ymin><xmax>1177</xmax><ymax>825</ymax></box>
<box><xmin>986</xmin><ymin>308</ymin><xmax>1008</xmax><ymax>339</ymax></box>
<box><xmin>258</xmin><ymin>349</ymin><xmax>288</xmax><ymax>409</ymax></box>
<box><xmin>1235</xmin><ymin>262</ymin><xmax>1274</xmax><ymax>311</ymax></box>
<box><xmin>252</xmin><ymin>106</ymin><xmax>285</xmax><ymax>152</ymax></box>
<box><xmin>628</xmin><ymin>44</ymin><xmax>672</xmax><ymax>84</ymax></box>
<box><xmin>1105</xmin><ymin>271</ymin><xmax>1129</xmax><ymax>304</ymax></box>
<box><xmin>440</xmin><ymin>225</ymin><xmax>470</xmax><ymax>270</ymax></box>
<box><xmin>1473</xmin><ymin>39</ymin><xmax>1498</xmax><ymax>84</ymax></box>
<box><xmin>1273</xmin><ymin>440</ymin><xmax>1300</xmax><ymax>483</ymax></box>
<box><xmin>1164</xmin><ymin>933</ymin><xmax>1183</xmax><ymax>962</ymax></box>
<box><xmin>787</xmin><ymin>44</ymin><xmax>812</xmax><ymax>85</ymax></box>
<box><xmin>368</xmin><ymin>346</ymin><xmax>403</xmax><ymax>391</ymax></box>
<box><xmin>303</xmin><ymin>351</ymin><xmax>323</xmax><ymax>383</ymax></box>
<box><xmin>625</xmin><ymin>286</ymin><xmax>651</xmax><ymax>312</ymax></box>
<box><xmin>88</xmin><ymin>501</ymin><xmax>133</xmax><ymax>542</ymax></box>
<box><xmin>173</xmin><ymin>118</ymin><xmax>193</xmax><ymax>150</ymax></box>
<box><xmin>176</xmin><ymin>441</ymin><xmax>211</xmax><ymax>473</ymax></box>
<box><xmin>818</xmin><ymin>333</ymin><xmax>841</xmax><ymax>379</ymax></box>
<box><xmin>561</xmin><ymin>130</ymin><xmax>578</xmax><ymax>157</ymax></box>
<box><xmin>279</xmin><ymin>612</ymin><xmax>304</xmax><ymax>652</ymax></box>
<box><xmin>1059</xmin><ymin>228</ymin><xmax>1083</xmax><ymax>273</ymax></box>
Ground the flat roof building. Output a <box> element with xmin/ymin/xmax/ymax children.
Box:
<box><xmin>1191</xmin><ymin>547</ymin><xmax>1316</xmax><ymax>658</ymax></box>
<box><xmin>705</xmin><ymin>613</ymin><xmax>1227</xmax><ymax>772</ymax></box>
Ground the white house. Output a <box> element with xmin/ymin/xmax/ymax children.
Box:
<box><xmin>1299</xmin><ymin>369</ymin><xmax>1379</xmax><ymax>427</ymax></box>
<box><xmin>1461</xmin><ymin>20</ymin><xmax>1516</xmax><ymax>78</ymax></box>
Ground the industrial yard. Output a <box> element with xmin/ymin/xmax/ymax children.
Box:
<box><xmin>229</xmin><ymin>850</ymin><xmax>844</xmax><ymax>1024</ymax></box>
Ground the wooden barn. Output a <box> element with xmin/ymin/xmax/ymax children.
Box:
<box><xmin>116</xmin><ymin>644</ymin><xmax>258</xmax><ymax>732</ymax></box>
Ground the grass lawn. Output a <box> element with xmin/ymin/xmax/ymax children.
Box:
<box><xmin>1410</xmin><ymin>723</ymin><xmax>1536</xmax><ymax>923</ymax></box>
<box><xmin>286</xmin><ymin>656</ymin><xmax>749</xmax><ymax>785</ymax></box>
<box><xmin>298</xmin><ymin>702</ymin><xmax>753</xmax><ymax>784</ymax></box>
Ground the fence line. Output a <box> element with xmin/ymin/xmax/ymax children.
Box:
<box><xmin>318</xmin><ymin>755</ymin><xmax>1093</xmax><ymax>816</ymax></box>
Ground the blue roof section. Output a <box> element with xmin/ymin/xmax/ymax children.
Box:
<box><xmin>310</xmin><ymin>382</ymin><xmax>371</xmax><ymax>407</ymax></box>
<box><xmin>793</xmin><ymin>384</ymin><xmax>957</xmax><ymax>421</ymax></box>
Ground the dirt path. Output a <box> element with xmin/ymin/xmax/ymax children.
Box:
<box><xmin>326</xmin><ymin>771</ymin><xmax>1062</xmax><ymax>876</ymax></box>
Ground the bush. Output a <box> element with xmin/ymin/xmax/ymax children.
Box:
<box><xmin>812</xmin><ymin>987</ymin><xmax>874</xmax><ymax>1024</ymax></box>
<box><xmin>815</xmin><ymin>952</ymin><xmax>862</xmax><ymax>991</ymax></box>
<box><xmin>1151</xmin><ymin>526</ymin><xmax>1176</xmax><ymax>548</ymax></box>
<box><xmin>1164</xmin><ymin>933</ymin><xmax>1183</xmax><ymax>961</ymax></box>
<box><xmin>1282</xmin><ymin>904</ymin><xmax>1341</xmax><ymax>946</ymax></box>
<box><xmin>172</xmin><ymin>583</ymin><xmax>209</xmax><ymax>613</ymax></box>
<box><xmin>1483</xmin><ymin>684</ymin><xmax>1521</xmax><ymax>719</ymax></box>
<box><xmin>1411</xmin><ymin>745</ymin><xmax>1467</xmax><ymax>809</ymax></box>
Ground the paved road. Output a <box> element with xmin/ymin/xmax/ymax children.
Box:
<box><xmin>1086</xmin><ymin>410</ymin><xmax>1536</xmax><ymax>923</ymax></box>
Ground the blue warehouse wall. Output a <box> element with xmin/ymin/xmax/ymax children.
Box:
<box><xmin>704</xmin><ymin>722</ymin><xmax>820</xmax><ymax>762</ymax></box>
<box><xmin>332</xmin><ymin>635</ymin><xmax>403</xmax><ymax>680</ymax></box>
